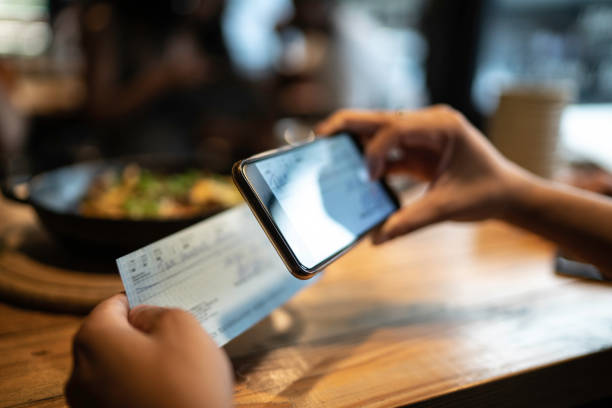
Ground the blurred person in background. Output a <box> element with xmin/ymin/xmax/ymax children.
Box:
<box><xmin>26</xmin><ymin>0</ymin><xmax>265</xmax><ymax>173</ymax></box>
<box><xmin>66</xmin><ymin>105</ymin><xmax>612</xmax><ymax>408</ymax></box>
<box><xmin>5</xmin><ymin>0</ymin><xmax>342</xmax><ymax>174</ymax></box>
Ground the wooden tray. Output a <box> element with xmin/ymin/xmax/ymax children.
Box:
<box><xmin>0</xmin><ymin>198</ymin><xmax>123</xmax><ymax>313</ymax></box>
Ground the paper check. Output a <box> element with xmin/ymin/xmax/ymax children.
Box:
<box><xmin>117</xmin><ymin>204</ymin><xmax>314</xmax><ymax>346</ymax></box>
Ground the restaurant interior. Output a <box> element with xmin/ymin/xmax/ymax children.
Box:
<box><xmin>1</xmin><ymin>0</ymin><xmax>612</xmax><ymax>407</ymax></box>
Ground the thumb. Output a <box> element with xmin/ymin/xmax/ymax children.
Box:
<box><xmin>128</xmin><ymin>304</ymin><xmax>172</xmax><ymax>333</ymax></box>
<box><xmin>129</xmin><ymin>304</ymin><xmax>201</xmax><ymax>338</ymax></box>
<box><xmin>372</xmin><ymin>189</ymin><xmax>450</xmax><ymax>244</ymax></box>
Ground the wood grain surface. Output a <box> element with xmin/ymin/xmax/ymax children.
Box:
<box><xmin>1</xmin><ymin>196</ymin><xmax>612</xmax><ymax>407</ymax></box>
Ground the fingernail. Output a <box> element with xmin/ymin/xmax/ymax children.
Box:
<box><xmin>314</xmin><ymin>124</ymin><xmax>327</xmax><ymax>135</ymax></box>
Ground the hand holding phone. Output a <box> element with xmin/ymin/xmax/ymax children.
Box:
<box><xmin>233</xmin><ymin>133</ymin><xmax>399</xmax><ymax>279</ymax></box>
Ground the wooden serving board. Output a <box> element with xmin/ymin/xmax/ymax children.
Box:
<box><xmin>0</xmin><ymin>198</ymin><xmax>123</xmax><ymax>313</ymax></box>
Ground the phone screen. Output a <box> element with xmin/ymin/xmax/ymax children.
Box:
<box><xmin>244</xmin><ymin>133</ymin><xmax>398</xmax><ymax>270</ymax></box>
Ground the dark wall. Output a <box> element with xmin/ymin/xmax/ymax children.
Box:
<box><xmin>421</xmin><ymin>0</ymin><xmax>485</xmax><ymax>129</ymax></box>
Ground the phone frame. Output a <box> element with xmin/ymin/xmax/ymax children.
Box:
<box><xmin>232</xmin><ymin>133</ymin><xmax>400</xmax><ymax>280</ymax></box>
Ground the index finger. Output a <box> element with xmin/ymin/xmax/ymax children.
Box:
<box><xmin>315</xmin><ymin>109</ymin><xmax>389</xmax><ymax>137</ymax></box>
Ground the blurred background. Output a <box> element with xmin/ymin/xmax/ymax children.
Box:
<box><xmin>0</xmin><ymin>0</ymin><xmax>611</xmax><ymax>178</ymax></box>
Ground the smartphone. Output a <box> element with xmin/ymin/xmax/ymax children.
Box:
<box><xmin>555</xmin><ymin>252</ymin><xmax>604</xmax><ymax>281</ymax></box>
<box><xmin>232</xmin><ymin>133</ymin><xmax>400</xmax><ymax>279</ymax></box>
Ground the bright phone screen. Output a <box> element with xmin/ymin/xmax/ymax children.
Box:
<box><xmin>245</xmin><ymin>133</ymin><xmax>398</xmax><ymax>269</ymax></box>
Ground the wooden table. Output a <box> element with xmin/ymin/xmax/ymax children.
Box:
<box><xmin>2</xmin><ymin>196</ymin><xmax>612</xmax><ymax>407</ymax></box>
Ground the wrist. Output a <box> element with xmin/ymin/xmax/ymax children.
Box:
<box><xmin>497</xmin><ymin>163</ymin><xmax>548</xmax><ymax>225</ymax></box>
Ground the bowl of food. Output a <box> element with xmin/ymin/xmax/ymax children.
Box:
<box><xmin>1</xmin><ymin>155</ymin><xmax>242</xmax><ymax>254</ymax></box>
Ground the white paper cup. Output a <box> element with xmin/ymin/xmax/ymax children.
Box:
<box><xmin>489</xmin><ymin>86</ymin><xmax>572</xmax><ymax>178</ymax></box>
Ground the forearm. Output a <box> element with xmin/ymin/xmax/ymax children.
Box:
<box><xmin>503</xmin><ymin>174</ymin><xmax>612</xmax><ymax>278</ymax></box>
